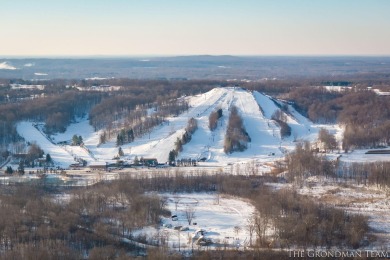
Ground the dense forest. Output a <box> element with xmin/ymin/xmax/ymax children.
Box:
<box><xmin>169</xmin><ymin>117</ymin><xmax>198</xmax><ymax>164</ymax></box>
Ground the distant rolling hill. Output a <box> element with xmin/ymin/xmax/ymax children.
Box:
<box><xmin>1</xmin><ymin>56</ymin><xmax>390</xmax><ymax>80</ymax></box>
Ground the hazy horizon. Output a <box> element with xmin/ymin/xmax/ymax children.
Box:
<box><xmin>1</xmin><ymin>0</ymin><xmax>390</xmax><ymax>57</ymax></box>
<box><xmin>2</xmin><ymin>54</ymin><xmax>390</xmax><ymax>59</ymax></box>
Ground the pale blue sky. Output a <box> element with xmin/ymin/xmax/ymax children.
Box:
<box><xmin>1</xmin><ymin>0</ymin><xmax>390</xmax><ymax>56</ymax></box>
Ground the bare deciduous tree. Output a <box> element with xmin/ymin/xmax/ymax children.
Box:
<box><xmin>184</xmin><ymin>206</ymin><xmax>196</xmax><ymax>225</ymax></box>
<box><xmin>318</xmin><ymin>128</ymin><xmax>338</xmax><ymax>152</ymax></box>
<box><xmin>173</xmin><ymin>196</ymin><xmax>180</xmax><ymax>212</ymax></box>
<box><xmin>246</xmin><ymin>216</ymin><xmax>255</xmax><ymax>247</ymax></box>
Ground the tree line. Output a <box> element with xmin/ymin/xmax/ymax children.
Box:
<box><xmin>224</xmin><ymin>106</ymin><xmax>250</xmax><ymax>153</ymax></box>
<box><xmin>285</xmin><ymin>140</ymin><xmax>390</xmax><ymax>190</ymax></box>
<box><xmin>208</xmin><ymin>108</ymin><xmax>223</xmax><ymax>131</ymax></box>
<box><xmin>168</xmin><ymin>118</ymin><xmax>198</xmax><ymax>164</ymax></box>
<box><xmin>99</xmin><ymin>99</ymin><xmax>189</xmax><ymax>146</ymax></box>
<box><xmin>337</xmin><ymin>161</ymin><xmax>390</xmax><ymax>189</ymax></box>
<box><xmin>271</xmin><ymin>109</ymin><xmax>291</xmax><ymax>138</ymax></box>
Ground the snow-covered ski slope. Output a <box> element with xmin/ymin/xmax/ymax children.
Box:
<box><xmin>16</xmin><ymin>87</ymin><xmax>344</xmax><ymax>167</ymax></box>
<box><xmin>17</xmin><ymin>122</ymin><xmax>77</xmax><ymax>166</ymax></box>
<box><xmin>84</xmin><ymin>88</ymin><xmax>230</xmax><ymax>163</ymax></box>
<box><xmin>179</xmin><ymin>88</ymin><xmax>284</xmax><ymax>165</ymax></box>
<box><xmin>253</xmin><ymin>91</ymin><xmax>343</xmax><ymax>145</ymax></box>
<box><xmin>253</xmin><ymin>91</ymin><xmax>316</xmax><ymax>140</ymax></box>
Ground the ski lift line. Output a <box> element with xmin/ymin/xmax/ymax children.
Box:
<box><xmin>196</xmin><ymin>92</ymin><xmax>227</xmax><ymax>117</ymax></box>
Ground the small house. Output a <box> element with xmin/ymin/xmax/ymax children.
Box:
<box><xmin>69</xmin><ymin>163</ymin><xmax>84</xmax><ymax>170</ymax></box>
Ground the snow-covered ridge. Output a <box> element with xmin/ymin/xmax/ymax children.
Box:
<box><xmin>0</xmin><ymin>61</ymin><xmax>17</xmax><ymax>70</ymax></box>
<box><xmin>11</xmin><ymin>84</ymin><xmax>45</xmax><ymax>90</ymax></box>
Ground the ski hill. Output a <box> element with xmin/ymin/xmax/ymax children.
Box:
<box><xmin>16</xmin><ymin>87</ymin><xmax>344</xmax><ymax>168</ymax></box>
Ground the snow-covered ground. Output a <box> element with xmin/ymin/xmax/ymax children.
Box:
<box><xmin>49</xmin><ymin>116</ymin><xmax>97</xmax><ymax>145</ymax></box>
<box><xmin>133</xmin><ymin>193</ymin><xmax>256</xmax><ymax>250</ymax></box>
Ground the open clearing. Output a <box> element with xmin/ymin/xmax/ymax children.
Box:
<box><xmin>133</xmin><ymin>193</ymin><xmax>256</xmax><ymax>251</ymax></box>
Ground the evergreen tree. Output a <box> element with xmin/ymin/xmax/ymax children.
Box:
<box><xmin>46</xmin><ymin>153</ymin><xmax>52</xmax><ymax>163</ymax></box>
<box><xmin>127</xmin><ymin>129</ymin><xmax>134</xmax><ymax>142</ymax></box>
<box><xmin>72</xmin><ymin>135</ymin><xmax>79</xmax><ymax>145</ymax></box>
<box><xmin>120</xmin><ymin>129</ymin><xmax>126</xmax><ymax>142</ymax></box>
<box><xmin>168</xmin><ymin>150</ymin><xmax>176</xmax><ymax>164</ymax></box>
<box><xmin>217</xmin><ymin>108</ymin><xmax>223</xmax><ymax>118</ymax></box>
<box><xmin>99</xmin><ymin>132</ymin><xmax>107</xmax><ymax>144</ymax></box>
<box><xmin>116</xmin><ymin>134</ymin><xmax>123</xmax><ymax>146</ymax></box>
<box><xmin>133</xmin><ymin>156</ymin><xmax>139</xmax><ymax>165</ymax></box>
<box><xmin>5</xmin><ymin>166</ymin><xmax>13</xmax><ymax>175</ymax></box>
<box><xmin>72</xmin><ymin>135</ymin><xmax>83</xmax><ymax>145</ymax></box>
<box><xmin>18</xmin><ymin>161</ymin><xmax>25</xmax><ymax>175</ymax></box>
<box><xmin>182</xmin><ymin>131</ymin><xmax>190</xmax><ymax>144</ymax></box>
<box><xmin>118</xmin><ymin>147</ymin><xmax>124</xmax><ymax>157</ymax></box>
<box><xmin>175</xmin><ymin>137</ymin><xmax>183</xmax><ymax>153</ymax></box>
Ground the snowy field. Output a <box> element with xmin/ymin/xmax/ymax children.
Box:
<box><xmin>133</xmin><ymin>193</ymin><xmax>256</xmax><ymax>251</ymax></box>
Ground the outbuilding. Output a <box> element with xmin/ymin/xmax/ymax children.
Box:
<box><xmin>89</xmin><ymin>162</ymin><xmax>107</xmax><ymax>171</ymax></box>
